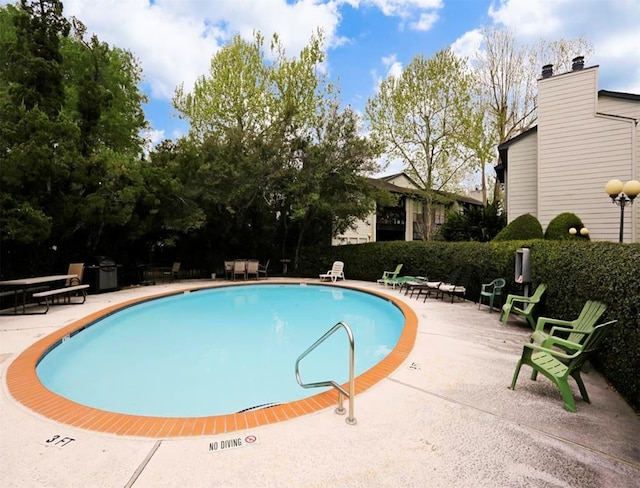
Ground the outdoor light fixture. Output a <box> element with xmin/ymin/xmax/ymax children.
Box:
<box><xmin>569</xmin><ymin>227</ymin><xmax>589</xmax><ymax>236</ymax></box>
<box><xmin>605</xmin><ymin>179</ymin><xmax>640</xmax><ymax>242</ymax></box>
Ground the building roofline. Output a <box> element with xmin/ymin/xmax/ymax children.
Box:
<box><xmin>367</xmin><ymin>175</ymin><xmax>482</xmax><ymax>206</ymax></box>
<box><xmin>497</xmin><ymin>126</ymin><xmax>538</xmax><ymax>150</ymax></box>
<box><xmin>598</xmin><ymin>90</ymin><xmax>640</xmax><ymax>102</ymax></box>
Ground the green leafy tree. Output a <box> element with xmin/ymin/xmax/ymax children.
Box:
<box><xmin>439</xmin><ymin>201</ymin><xmax>506</xmax><ymax>242</ymax></box>
<box><xmin>474</xmin><ymin>27</ymin><xmax>594</xmax><ymax>202</ymax></box>
<box><xmin>280</xmin><ymin>104</ymin><xmax>380</xmax><ymax>265</ymax></box>
<box><xmin>173</xmin><ymin>30</ymin><xmax>380</xmax><ymax>265</ymax></box>
<box><xmin>0</xmin><ymin>0</ymin><xmax>80</xmax><ymax>251</ymax></box>
<box><xmin>56</xmin><ymin>18</ymin><xmax>149</xmax><ymax>253</ymax></box>
<box><xmin>1</xmin><ymin>2</ymin><xmax>151</xmax><ymax>276</ymax></box>
<box><xmin>174</xmin><ymin>32</ymin><xmax>271</xmax><ymax>144</ymax></box>
<box><xmin>365</xmin><ymin>48</ymin><xmax>479</xmax><ymax>240</ymax></box>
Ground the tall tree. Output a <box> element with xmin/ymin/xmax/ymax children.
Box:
<box><xmin>173</xmin><ymin>30</ymin><xmax>380</xmax><ymax>264</ymax></box>
<box><xmin>474</xmin><ymin>27</ymin><xmax>593</xmax><ymax>201</ymax></box>
<box><xmin>365</xmin><ymin>48</ymin><xmax>478</xmax><ymax>240</ymax></box>
<box><xmin>0</xmin><ymin>0</ymin><xmax>79</xmax><ymax>250</ymax></box>
<box><xmin>0</xmin><ymin>2</ymin><xmax>150</xmax><ymax>277</ymax></box>
<box><xmin>57</xmin><ymin>18</ymin><xmax>150</xmax><ymax>253</ymax></box>
<box><xmin>173</xmin><ymin>32</ymin><xmax>271</xmax><ymax>144</ymax></box>
<box><xmin>281</xmin><ymin>103</ymin><xmax>380</xmax><ymax>266</ymax></box>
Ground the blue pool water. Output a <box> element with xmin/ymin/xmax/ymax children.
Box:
<box><xmin>36</xmin><ymin>284</ymin><xmax>405</xmax><ymax>417</ymax></box>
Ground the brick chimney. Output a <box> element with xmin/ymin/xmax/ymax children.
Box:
<box><xmin>541</xmin><ymin>64</ymin><xmax>553</xmax><ymax>78</ymax></box>
<box><xmin>571</xmin><ymin>56</ymin><xmax>585</xmax><ymax>71</ymax></box>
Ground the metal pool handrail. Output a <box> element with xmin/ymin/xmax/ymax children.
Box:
<box><xmin>295</xmin><ymin>321</ymin><xmax>356</xmax><ymax>425</ymax></box>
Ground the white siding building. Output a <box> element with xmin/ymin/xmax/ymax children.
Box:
<box><xmin>496</xmin><ymin>58</ymin><xmax>640</xmax><ymax>242</ymax></box>
<box><xmin>332</xmin><ymin>173</ymin><xmax>482</xmax><ymax>245</ymax></box>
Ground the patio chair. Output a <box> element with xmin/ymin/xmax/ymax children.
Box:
<box><xmin>233</xmin><ymin>260</ymin><xmax>247</xmax><ymax>280</ymax></box>
<box><xmin>163</xmin><ymin>262</ymin><xmax>180</xmax><ymax>282</ymax></box>
<box><xmin>500</xmin><ymin>283</ymin><xmax>547</xmax><ymax>328</ymax></box>
<box><xmin>377</xmin><ymin>264</ymin><xmax>403</xmax><ymax>287</ymax></box>
<box><xmin>258</xmin><ymin>259</ymin><xmax>270</xmax><ymax>279</ymax></box>
<box><xmin>530</xmin><ymin>300</ymin><xmax>607</xmax><ymax>350</ymax></box>
<box><xmin>510</xmin><ymin>320</ymin><xmax>616</xmax><ymax>412</ymax></box>
<box><xmin>224</xmin><ymin>261</ymin><xmax>234</xmax><ymax>280</ymax></box>
<box><xmin>246</xmin><ymin>260</ymin><xmax>260</xmax><ymax>280</ymax></box>
<box><xmin>66</xmin><ymin>263</ymin><xmax>85</xmax><ymax>286</ymax></box>
<box><xmin>319</xmin><ymin>261</ymin><xmax>345</xmax><ymax>282</ymax></box>
<box><xmin>478</xmin><ymin>278</ymin><xmax>506</xmax><ymax>313</ymax></box>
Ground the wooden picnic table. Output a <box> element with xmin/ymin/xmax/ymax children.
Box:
<box><xmin>0</xmin><ymin>274</ymin><xmax>77</xmax><ymax>315</ymax></box>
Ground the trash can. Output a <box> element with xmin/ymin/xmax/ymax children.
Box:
<box><xmin>85</xmin><ymin>256</ymin><xmax>121</xmax><ymax>293</ymax></box>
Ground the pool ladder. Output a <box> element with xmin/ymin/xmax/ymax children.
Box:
<box><xmin>295</xmin><ymin>321</ymin><xmax>356</xmax><ymax>425</ymax></box>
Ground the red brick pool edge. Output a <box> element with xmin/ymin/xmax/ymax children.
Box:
<box><xmin>6</xmin><ymin>282</ymin><xmax>418</xmax><ymax>438</ymax></box>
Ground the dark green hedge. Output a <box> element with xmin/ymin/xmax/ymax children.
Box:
<box><xmin>295</xmin><ymin>240</ymin><xmax>640</xmax><ymax>411</ymax></box>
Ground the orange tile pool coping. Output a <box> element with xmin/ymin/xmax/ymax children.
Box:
<box><xmin>6</xmin><ymin>282</ymin><xmax>418</xmax><ymax>438</ymax></box>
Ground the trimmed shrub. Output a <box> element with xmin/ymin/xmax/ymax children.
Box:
<box><xmin>545</xmin><ymin>212</ymin><xmax>590</xmax><ymax>240</ymax></box>
<box><xmin>492</xmin><ymin>213</ymin><xmax>543</xmax><ymax>241</ymax></box>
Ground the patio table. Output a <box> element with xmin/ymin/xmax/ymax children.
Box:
<box><xmin>0</xmin><ymin>274</ymin><xmax>77</xmax><ymax>315</ymax></box>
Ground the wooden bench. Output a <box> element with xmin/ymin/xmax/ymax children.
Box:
<box><xmin>32</xmin><ymin>285</ymin><xmax>90</xmax><ymax>313</ymax></box>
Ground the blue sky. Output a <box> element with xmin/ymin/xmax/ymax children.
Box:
<box><xmin>3</xmin><ymin>1</ymin><xmax>639</xmax><ymax>161</ymax></box>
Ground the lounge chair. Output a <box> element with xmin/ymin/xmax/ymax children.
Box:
<box><xmin>500</xmin><ymin>283</ymin><xmax>547</xmax><ymax>328</ymax></box>
<box><xmin>319</xmin><ymin>261</ymin><xmax>345</xmax><ymax>282</ymax></box>
<box><xmin>437</xmin><ymin>267</ymin><xmax>472</xmax><ymax>303</ymax></box>
<box><xmin>398</xmin><ymin>276</ymin><xmax>428</xmax><ymax>296</ymax></box>
<box><xmin>377</xmin><ymin>264</ymin><xmax>403</xmax><ymax>287</ymax></box>
<box><xmin>510</xmin><ymin>320</ymin><xmax>617</xmax><ymax>412</ymax></box>
<box><xmin>383</xmin><ymin>275</ymin><xmax>421</xmax><ymax>291</ymax></box>
<box><xmin>478</xmin><ymin>278</ymin><xmax>506</xmax><ymax>313</ymax></box>
<box><xmin>415</xmin><ymin>274</ymin><xmax>453</xmax><ymax>302</ymax></box>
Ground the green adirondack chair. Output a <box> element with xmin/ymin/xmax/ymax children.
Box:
<box><xmin>377</xmin><ymin>264</ymin><xmax>403</xmax><ymax>287</ymax></box>
<box><xmin>510</xmin><ymin>320</ymin><xmax>616</xmax><ymax>412</ymax></box>
<box><xmin>530</xmin><ymin>300</ymin><xmax>607</xmax><ymax>349</ymax></box>
<box><xmin>500</xmin><ymin>283</ymin><xmax>547</xmax><ymax>328</ymax></box>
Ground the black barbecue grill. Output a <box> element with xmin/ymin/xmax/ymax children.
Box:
<box><xmin>85</xmin><ymin>256</ymin><xmax>121</xmax><ymax>293</ymax></box>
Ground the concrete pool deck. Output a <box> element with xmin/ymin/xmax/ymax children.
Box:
<box><xmin>0</xmin><ymin>279</ymin><xmax>638</xmax><ymax>487</ymax></box>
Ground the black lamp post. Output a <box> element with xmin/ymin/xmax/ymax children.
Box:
<box><xmin>605</xmin><ymin>179</ymin><xmax>640</xmax><ymax>242</ymax></box>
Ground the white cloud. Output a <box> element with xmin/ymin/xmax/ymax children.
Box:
<box><xmin>488</xmin><ymin>0</ymin><xmax>562</xmax><ymax>37</ymax></box>
<box><xmin>62</xmin><ymin>0</ymin><xmax>344</xmax><ymax>100</ymax></box>
<box><xmin>340</xmin><ymin>0</ymin><xmax>442</xmax><ymax>30</ymax></box>
<box><xmin>370</xmin><ymin>53</ymin><xmax>404</xmax><ymax>94</ymax></box>
<box><xmin>450</xmin><ymin>28</ymin><xmax>483</xmax><ymax>62</ymax></box>
<box><xmin>487</xmin><ymin>0</ymin><xmax>640</xmax><ymax>93</ymax></box>
<box><xmin>382</xmin><ymin>54</ymin><xmax>404</xmax><ymax>79</ymax></box>
<box><xmin>409</xmin><ymin>12</ymin><xmax>439</xmax><ymax>31</ymax></box>
<box><xmin>350</xmin><ymin>0</ymin><xmax>442</xmax><ymax>17</ymax></box>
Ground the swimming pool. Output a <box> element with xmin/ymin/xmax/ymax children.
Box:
<box><xmin>36</xmin><ymin>284</ymin><xmax>404</xmax><ymax>417</ymax></box>
<box><xmin>8</xmin><ymin>282</ymin><xmax>418</xmax><ymax>437</ymax></box>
